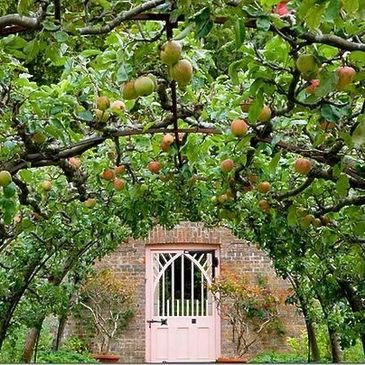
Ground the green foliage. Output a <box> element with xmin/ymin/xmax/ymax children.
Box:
<box><xmin>249</xmin><ymin>351</ymin><xmax>306</xmax><ymax>363</ymax></box>
<box><xmin>36</xmin><ymin>350</ymin><xmax>95</xmax><ymax>364</ymax></box>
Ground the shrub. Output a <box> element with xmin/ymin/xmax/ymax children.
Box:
<box><xmin>37</xmin><ymin>350</ymin><xmax>95</xmax><ymax>363</ymax></box>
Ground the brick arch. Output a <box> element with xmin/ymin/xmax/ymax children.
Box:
<box><xmin>130</xmin><ymin>222</ymin><xmax>245</xmax><ymax>246</ymax></box>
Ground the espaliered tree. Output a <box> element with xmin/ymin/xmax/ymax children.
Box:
<box><xmin>0</xmin><ymin>0</ymin><xmax>365</xmax><ymax>363</ymax></box>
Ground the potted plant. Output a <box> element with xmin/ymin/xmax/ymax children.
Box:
<box><xmin>210</xmin><ymin>270</ymin><xmax>285</xmax><ymax>363</ymax></box>
<box><xmin>76</xmin><ymin>269</ymin><xmax>136</xmax><ymax>363</ymax></box>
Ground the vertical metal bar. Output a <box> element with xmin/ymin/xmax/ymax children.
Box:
<box><xmin>181</xmin><ymin>254</ymin><xmax>184</xmax><ymax>316</ymax></box>
<box><xmin>191</xmin><ymin>260</ymin><xmax>194</xmax><ymax>317</ymax></box>
<box><xmin>172</xmin><ymin>259</ymin><xmax>175</xmax><ymax>316</ymax></box>
<box><xmin>167</xmin><ymin>299</ymin><xmax>170</xmax><ymax>317</ymax></box>
<box><xmin>201</xmin><ymin>275</ymin><xmax>204</xmax><ymax>316</ymax></box>
<box><xmin>162</xmin><ymin>271</ymin><xmax>165</xmax><ymax>316</ymax></box>
<box><xmin>196</xmin><ymin>299</ymin><xmax>199</xmax><ymax>316</ymax></box>
<box><xmin>177</xmin><ymin>299</ymin><xmax>180</xmax><ymax>316</ymax></box>
<box><xmin>186</xmin><ymin>299</ymin><xmax>189</xmax><ymax>316</ymax></box>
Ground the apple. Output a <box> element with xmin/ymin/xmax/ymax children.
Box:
<box><xmin>257</xmin><ymin>181</ymin><xmax>271</xmax><ymax>194</ymax></box>
<box><xmin>312</xmin><ymin>218</ymin><xmax>322</xmax><ymax>227</ymax></box>
<box><xmin>113</xmin><ymin>178</ymin><xmax>125</xmax><ymax>191</ymax></box>
<box><xmin>161</xmin><ymin>141</ymin><xmax>170</xmax><ymax>152</ymax></box>
<box><xmin>96</xmin><ymin>96</ymin><xmax>110</xmax><ymax>111</ymax></box>
<box><xmin>122</xmin><ymin>81</ymin><xmax>138</xmax><ymax>100</ymax></box>
<box><xmin>148</xmin><ymin>161</ymin><xmax>162</xmax><ymax>174</ymax></box>
<box><xmin>171</xmin><ymin>59</ymin><xmax>193</xmax><ymax>86</ymax></box>
<box><xmin>258</xmin><ymin>199</ymin><xmax>270</xmax><ymax>212</ymax></box>
<box><xmin>296</xmin><ymin>54</ymin><xmax>319</xmax><ymax>80</ymax></box>
<box><xmin>319</xmin><ymin>121</ymin><xmax>335</xmax><ymax>131</ymax></box>
<box><xmin>300</xmin><ymin>214</ymin><xmax>315</xmax><ymax>227</ymax></box>
<box><xmin>258</xmin><ymin>105</ymin><xmax>272</xmax><ymax>123</ymax></box>
<box><xmin>68</xmin><ymin>157</ymin><xmax>81</xmax><ymax>169</ymax></box>
<box><xmin>240</xmin><ymin>98</ymin><xmax>253</xmax><ymax>112</ymax></box>
<box><xmin>115</xmin><ymin>165</ymin><xmax>126</xmax><ymax>175</ymax></box>
<box><xmin>273</xmin><ymin>0</ymin><xmax>290</xmax><ymax>16</ymax></box>
<box><xmin>231</xmin><ymin>119</ymin><xmax>248</xmax><ymax>137</ymax></box>
<box><xmin>95</xmin><ymin>109</ymin><xmax>110</xmax><ymax>123</ymax></box>
<box><xmin>147</xmin><ymin>73</ymin><xmax>158</xmax><ymax>88</ymax></box>
<box><xmin>294</xmin><ymin>158</ymin><xmax>312</xmax><ymax>175</ymax></box>
<box><xmin>336</xmin><ymin>66</ymin><xmax>356</xmax><ymax>91</ymax></box>
<box><xmin>101</xmin><ymin>169</ymin><xmax>115</xmax><ymax>181</ymax></box>
<box><xmin>110</xmin><ymin>100</ymin><xmax>125</xmax><ymax>114</ymax></box>
<box><xmin>217</xmin><ymin>194</ymin><xmax>228</xmax><ymax>204</ymax></box>
<box><xmin>248</xmin><ymin>174</ymin><xmax>258</xmax><ymax>184</ymax></box>
<box><xmin>220</xmin><ymin>159</ymin><xmax>234</xmax><ymax>172</ymax></box>
<box><xmin>134</xmin><ymin>76</ymin><xmax>155</xmax><ymax>96</ymax></box>
<box><xmin>32</xmin><ymin>132</ymin><xmax>46</xmax><ymax>144</ymax></box>
<box><xmin>41</xmin><ymin>180</ymin><xmax>52</xmax><ymax>191</ymax></box>
<box><xmin>0</xmin><ymin>170</ymin><xmax>12</xmax><ymax>187</ymax></box>
<box><xmin>160</xmin><ymin>41</ymin><xmax>182</xmax><ymax>65</ymax></box>
<box><xmin>162</xmin><ymin>134</ymin><xmax>174</xmax><ymax>146</ymax></box>
<box><xmin>84</xmin><ymin>198</ymin><xmax>96</xmax><ymax>209</ymax></box>
<box><xmin>305</xmin><ymin>79</ymin><xmax>320</xmax><ymax>94</ymax></box>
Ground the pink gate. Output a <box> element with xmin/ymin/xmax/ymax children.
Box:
<box><xmin>145</xmin><ymin>244</ymin><xmax>220</xmax><ymax>363</ymax></box>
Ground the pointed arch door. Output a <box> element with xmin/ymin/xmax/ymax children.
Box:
<box><xmin>145</xmin><ymin>245</ymin><xmax>220</xmax><ymax>363</ymax></box>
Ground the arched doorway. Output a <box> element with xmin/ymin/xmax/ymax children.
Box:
<box><xmin>145</xmin><ymin>244</ymin><xmax>220</xmax><ymax>362</ymax></box>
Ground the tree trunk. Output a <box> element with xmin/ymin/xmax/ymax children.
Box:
<box><xmin>306</xmin><ymin>319</ymin><xmax>321</xmax><ymax>362</ymax></box>
<box><xmin>52</xmin><ymin>313</ymin><xmax>67</xmax><ymax>351</ymax></box>
<box><xmin>328</xmin><ymin>327</ymin><xmax>342</xmax><ymax>363</ymax></box>
<box><xmin>289</xmin><ymin>275</ymin><xmax>320</xmax><ymax>362</ymax></box>
<box><xmin>21</xmin><ymin>327</ymin><xmax>41</xmax><ymax>363</ymax></box>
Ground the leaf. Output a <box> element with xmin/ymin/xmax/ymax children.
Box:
<box><xmin>228</xmin><ymin>60</ymin><xmax>243</xmax><ymax>84</ymax></box>
<box><xmin>352</xmin><ymin>115</ymin><xmax>365</xmax><ymax>146</ymax></box>
<box><xmin>268</xmin><ymin>151</ymin><xmax>281</xmax><ymax>172</ymax></box>
<box><xmin>320</xmin><ymin>104</ymin><xmax>341</xmax><ymax>122</ymax></box>
<box><xmin>233</xmin><ymin>17</ymin><xmax>246</xmax><ymax>48</ymax></box>
<box><xmin>17</xmin><ymin>0</ymin><xmax>32</xmax><ymax>15</ymax></box>
<box><xmin>342</xmin><ymin>0</ymin><xmax>359</xmax><ymax>13</ymax></box>
<box><xmin>248</xmin><ymin>90</ymin><xmax>264</xmax><ymax>123</ymax></box>
<box><xmin>336</xmin><ymin>174</ymin><xmax>350</xmax><ymax>197</ymax></box>
<box><xmin>305</xmin><ymin>4</ymin><xmax>326</xmax><ymax>29</ymax></box>
<box><xmin>256</xmin><ymin>17</ymin><xmax>271</xmax><ymax>31</ymax></box>
<box><xmin>193</xmin><ymin>7</ymin><xmax>214</xmax><ymax>38</ymax></box>
<box><xmin>287</xmin><ymin>205</ymin><xmax>297</xmax><ymax>226</ymax></box>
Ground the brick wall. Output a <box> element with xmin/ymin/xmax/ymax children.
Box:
<box><xmin>67</xmin><ymin>222</ymin><xmax>304</xmax><ymax>362</ymax></box>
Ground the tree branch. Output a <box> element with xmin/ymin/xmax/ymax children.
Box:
<box><xmin>78</xmin><ymin>0</ymin><xmax>166</xmax><ymax>35</ymax></box>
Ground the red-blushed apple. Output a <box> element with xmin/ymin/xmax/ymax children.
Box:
<box><xmin>248</xmin><ymin>174</ymin><xmax>258</xmax><ymax>184</ymax></box>
<box><xmin>273</xmin><ymin>0</ymin><xmax>290</xmax><ymax>16</ymax></box>
<box><xmin>0</xmin><ymin>170</ymin><xmax>12</xmax><ymax>187</ymax></box>
<box><xmin>110</xmin><ymin>100</ymin><xmax>125</xmax><ymax>113</ymax></box>
<box><xmin>257</xmin><ymin>181</ymin><xmax>271</xmax><ymax>194</ymax></box>
<box><xmin>220</xmin><ymin>159</ymin><xmax>234</xmax><ymax>173</ymax></box>
<box><xmin>68</xmin><ymin>157</ymin><xmax>81</xmax><ymax>169</ymax></box>
<box><xmin>113</xmin><ymin>178</ymin><xmax>125</xmax><ymax>191</ymax></box>
<box><xmin>305</xmin><ymin>79</ymin><xmax>320</xmax><ymax>94</ymax></box>
<box><xmin>162</xmin><ymin>134</ymin><xmax>174</xmax><ymax>145</ymax></box>
<box><xmin>160</xmin><ymin>141</ymin><xmax>170</xmax><ymax>152</ymax></box>
<box><xmin>231</xmin><ymin>119</ymin><xmax>248</xmax><ymax>137</ymax></box>
<box><xmin>294</xmin><ymin>158</ymin><xmax>312</xmax><ymax>175</ymax></box>
<box><xmin>258</xmin><ymin>105</ymin><xmax>272</xmax><ymax>123</ymax></box>
<box><xmin>115</xmin><ymin>165</ymin><xmax>126</xmax><ymax>175</ymax></box>
<box><xmin>96</xmin><ymin>96</ymin><xmax>110</xmax><ymax>111</ymax></box>
<box><xmin>122</xmin><ymin>81</ymin><xmax>138</xmax><ymax>100</ymax></box>
<box><xmin>319</xmin><ymin>121</ymin><xmax>335</xmax><ymax>131</ymax></box>
<box><xmin>84</xmin><ymin>198</ymin><xmax>96</xmax><ymax>209</ymax></box>
<box><xmin>148</xmin><ymin>161</ymin><xmax>162</xmax><ymax>174</ymax></box>
<box><xmin>258</xmin><ymin>199</ymin><xmax>270</xmax><ymax>212</ymax></box>
<box><xmin>101</xmin><ymin>169</ymin><xmax>115</xmax><ymax>181</ymax></box>
<box><xmin>336</xmin><ymin>66</ymin><xmax>356</xmax><ymax>91</ymax></box>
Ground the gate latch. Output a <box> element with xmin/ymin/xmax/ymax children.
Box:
<box><xmin>147</xmin><ymin>318</ymin><xmax>168</xmax><ymax>328</ymax></box>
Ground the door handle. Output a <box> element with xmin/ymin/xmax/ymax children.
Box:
<box><xmin>147</xmin><ymin>318</ymin><xmax>168</xmax><ymax>328</ymax></box>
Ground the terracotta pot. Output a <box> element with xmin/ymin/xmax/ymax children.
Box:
<box><xmin>91</xmin><ymin>353</ymin><xmax>120</xmax><ymax>363</ymax></box>
<box><xmin>216</xmin><ymin>357</ymin><xmax>248</xmax><ymax>363</ymax></box>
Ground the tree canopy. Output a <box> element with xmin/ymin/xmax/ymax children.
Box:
<box><xmin>0</xmin><ymin>0</ymin><xmax>365</xmax><ymax>362</ymax></box>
